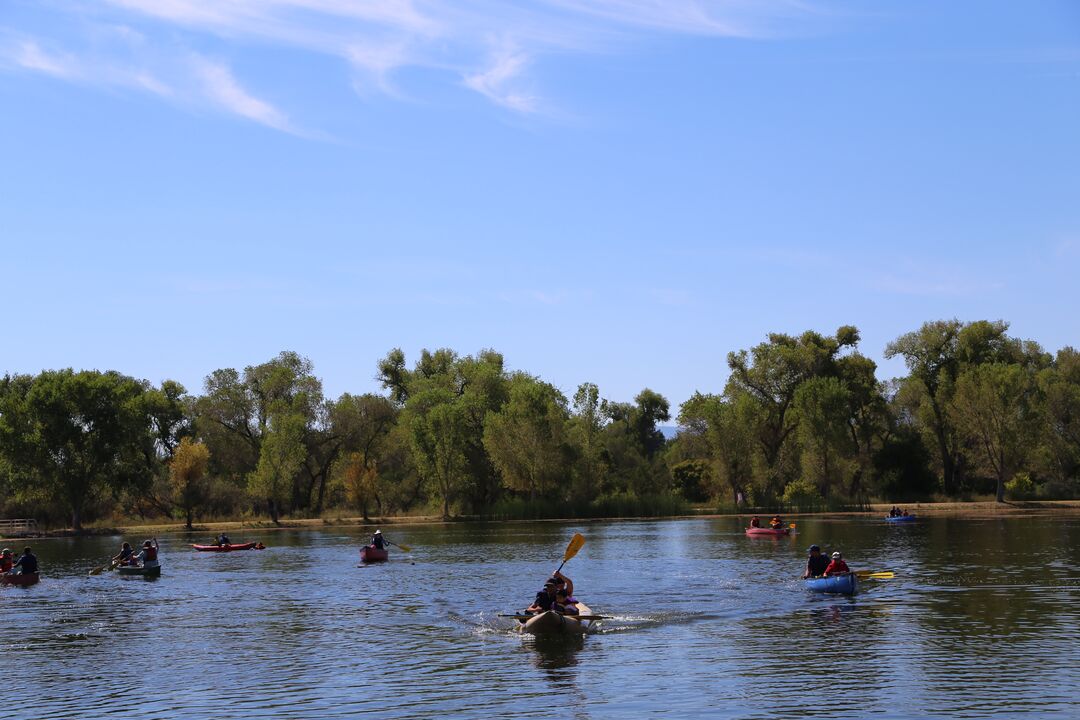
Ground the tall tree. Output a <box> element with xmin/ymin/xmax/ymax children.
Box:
<box><xmin>953</xmin><ymin>363</ymin><xmax>1040</xmax><ymax>502</ymax></box>
<box><xmin>170</xmin><ymin>437</ymin><xmax>210</xmax><ymax>529</ymax></box>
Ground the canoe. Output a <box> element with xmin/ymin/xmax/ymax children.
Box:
<box><xmin>519</xmin><ymin>601</ymin><xmax>596</xmax><ymax>637</ymax></box>
<box><xmin>360</xmin><ymin>545</ymin><xmax>389</xmax><ymax>563</ymax></box>
<box><xmin>885</xmin><ymin>515</ymin><xmax>916</xmax><ymax>523</ymax></box>
<box><xmin>192</xmin><ymin>542</ymin><xmax>264</xmax><ymax>552</ymax></box>
<box><xmin>117</xmin><ymin>564</ymin><xmax>162</xmax><ymax>578</ymax></box>
<box><xmin>1</xmin><ymin>572</ymin><xmax>40</xmax><ymax>586</ymax></box>
<box><xmin>746</xmin><ymin>527</ymin><xmax>790</xmax><ymax>537</ymax></box>
<box><xmin>805</xmin><ymin>573</ymin><xmax>857</xmax><ymax>595</ymax></box>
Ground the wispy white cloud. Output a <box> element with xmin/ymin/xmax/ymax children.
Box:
<box><xmin>191</xmin><ymin>56</ymin><xmax>293</xmax><ymax>132</ymax></box>
<box><xmin>2</xmin><ymin>0</ymin><xmax>822</xmax><ymax>132</ymax></box>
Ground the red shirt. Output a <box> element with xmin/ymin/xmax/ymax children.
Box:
<box><xmin>823</xmin><ymin>559</ymin><xmax>850</xmax><ymax>576</ymax></box>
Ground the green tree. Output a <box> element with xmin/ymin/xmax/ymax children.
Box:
<box><xmin>0</xmin><ymin>370</ymin><xmax>159</xmax><ymax>531</ymax></box>
<box><xmin>408</xmin><ymin>388</ymin><xmax>468</xmax><ymax>519</ymax></box>
<box><xmin>953</xmin><ymin>363</ymin><xmax>1040</xmax><ymax>502</ymax></box>
<box><xmin>794</xmin><ymin>376</ymin><xmax>853</xmax><ymax>500</ymax></box>
<box><xmin>483</xmin><ymin>376</ymin><xmax>570</xmax><ymax>501</ymax></box>
<box><xmin>249</xmin><ymin>412</ymin><xmax>307</xmax><ymax>523</ymax></box>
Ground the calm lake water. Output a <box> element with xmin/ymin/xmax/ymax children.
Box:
<box><xmin>3</xmin><ymin>516</ymin><xmax>1079</xmax><ymax>719</ymax></box>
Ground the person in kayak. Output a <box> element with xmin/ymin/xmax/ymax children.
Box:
<box><xmin>554</xmin><ymin>588</ymin><xmax>579</xmax><ymax>616</ymax></box>
<box><xmin>749</xmin><ymin>516</ymin><xmax>761</xmax><ymax>528</ymax></box>
<box><xmin>0</xmin><ymin>548</ymin><xmax>13</xmax><ymax>573</ymax></box>
<box><xmin>112</xmin><ymin>542</ymin><xmax>134</xmax><ymax>566</ymax></box>
<box><xmin>13</xmin><ymin>546</ymin><xmax>38</xmax><ymax>575</ymax></box>
<box><xmin>132</xmin><ymin>539</ymin><xmax>159</xmax><ymax>569</ymax></box>
<box><xmin>550</xmin><ymin>570</ymin><xmax>574</xmax><ymax>600</ymax></box>
<box><xmin>526</xmin><ymin>579</ymin><xmax>558</xmax><ymax>614</ymax></box>
<box><xmin>216</xmin><ymin>533</ymin><xmax>231</xmax><ymax>546</ymax></box>
<box><xmin>769</xmin><ymin>516</ymin><xmax>784</xmax><ymax>530</ymax></box>
<box><xmin>803</xmin><ymin>545</ymin><xmax>830</xmax><ymax>578</ymax></box>
<box><xmin>371</xmin><ymin>530</ymin><xmax>386</xmax><ymax>550</ymax></box>
<box><xmin>823</xmin><ymin>551</ymin><xmax>850</xmax><ymax>577</ymax></box>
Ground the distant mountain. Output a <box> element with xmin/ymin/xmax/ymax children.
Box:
<box><xmin>659</xmin><ymin>425</ymin><xmax>680</xmax><ymax>440</ymax></box>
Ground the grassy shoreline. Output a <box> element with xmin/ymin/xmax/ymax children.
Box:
<box><xmin>6</xmin><ymin>499</ymin><xmax>1080</xmax><ymax>540</ymax></box>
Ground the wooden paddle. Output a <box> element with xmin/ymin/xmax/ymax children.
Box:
<box><xmin>89</xmin><ymin>557</ymin><xmax>120</xmax><ymax>576</ymax></box>
<box><xmin>386</xmin><ymin>540</ymin><xmax>412</xmax><ymax>552</ymax></box>
<box><xmin>554</xmin><ymin>533</ymin><xmax>585</xmax><ymax>574</ymax></box>
<box><xmin>855</xmin><ymin>571</ymin><xmax>895</xmax><ymax>580</ymax></box>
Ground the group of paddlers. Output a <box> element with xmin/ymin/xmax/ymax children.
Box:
<box><xmin>526</xmin><ymin>570</ymin><xmax>578</xmax><ymax>616</ymax></box>
<box><xmin>1</xmin><ymin>547</ymin><xmax>37</xmax><ymax>576</ymax></box>
<box><xmin>749</xmin><ymin>515</ymin><xmax>787</xmax><ymax>530</ymax></box>
<box><xmin>110</xmin><ymin>539</ymin><xmax>159</xmax><ymax>569</ymax></box>
<box><xmin>888</xmin><ymin>507</ymin><xmax>910</xmax><ymax>517</ymax></box>
<box><xmin>802</xmin><ymin>544</ymin><xmax>850</xmax><ymax>578</ymax></box>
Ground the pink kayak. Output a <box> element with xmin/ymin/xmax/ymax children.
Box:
<box><xmin>360</xmin><ymin>545</ymin><xmax>388</xmax><ymax>562</ymax></box>
<box><xmin>192</xmin><ymin>542</ymin><xmax>265</xmax><ymax>552</ymax></box>
<box><xmin>1</xmin><ymin>572</ymin><xmax>40</xmax><ymax>586</ymax></box>
<box><xmin>745</xmin><ymin>527</ymin><xmax>790</xmax><ymax>537</ymax></box>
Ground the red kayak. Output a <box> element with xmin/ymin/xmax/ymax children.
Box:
<box><xmin>360</xmin><ymin>545</ymin><xmax>388</xmax><ymax>563</ymax></box>
<box><xmin>192</xmin><ymin>542</ymin><xmax>265</xmax><ymax>552</ymax></box>
<box><xmin>745</xmin><ymin>527</ymin><xmax>790</xmax><ymax>537</ymax></box>
<box><xmin>1</xmin><ymin>572</ymin><xmax>40</xmax><ymax>586</ymax></box>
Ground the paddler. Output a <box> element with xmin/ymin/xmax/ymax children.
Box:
<box><xmin>769</xmin><ymin>515</ymin><xmax>784</xmax><ymax>530</ymax></box>
<box><xmin>131</xmin><ymin>539</ymin><xmax>159</xmax><ymax>569</ymax></box>
<box><xmin>0</xmin><ymin>548</ymin><xmax>13</xmax><ymax>573</ymax></box>
<box><xmin>526</xmin><ymin>578</ymin><xmax>558</xmax><ymax>614</ymax></box>
<box><xmin>802</xmin><ymin>545</ymin><xmax>829</xmax><ymax>578</ymax></box>
<box><xmin>554</xmin><ymin>588</ymin><xmax>579</xmax><ymax>616</ymax></box>
<box><xmin>823</xmin><ymin>551</ymin><xmax>850</xmax><ymax>577</ymax></box>
<box><xmin>12</xmin><ymin>546</ymin><xmax>38</xmax><ymax>575</ymax></box>
<box><xmin>371</xmin><ymin>530</ymin><xmax>386</xmax><ymax>550</ymax></box>
<box><xmin>749</xmin><ymin>516</ymin><xmax>762</xmax><ymax>528</ymax></box>
<box><xmin>112</xmin><ymin>542</ymin><xmax>134</xmax><ymax>566</ymax></box>
<box><xmin>550</xmin><ymin>570</ymin><xmax>574</xmax><ymax>600</ymax></box>
<box><xmin>216</xmin><ymin>533</ymin><xmax>231</xmax><ymax>546</ymax></box>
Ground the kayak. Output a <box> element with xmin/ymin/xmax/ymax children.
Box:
<box><xmin>805</xmin><ymin>573</ymin><xmax>857</xmax><ymax>595</ymax></box>
<box><xmin>746</xmin><ymin>527</ymin><xmax>790</xmax><ymax>537</ymax></box>
<box><xmin>117</xmin><ymin>564</ymin><xmax>162</xmax><ymax>578</ymax></box>
<box><xmin>360</xmin><ymin>545</ymin><xmax>388</xmax><ymax>563</ymax></box>
<box><xmin>885</xmin><ymin>515</ymin><xmax>916</xmax><ymax>523</ymax></box>
<box><xmin>1</xmin><ymin>572</ymin><xmax>39</xmax><ymax>587</ymax></box>
<box><xmin>192</xmin><ymin>542</ymin><xmax>265</xmax><ymax>552</ymax></box>
<box><xmin>519</xmin><ymin>601</ymin><xmax>597</xmax><ymax>637</ymax></box>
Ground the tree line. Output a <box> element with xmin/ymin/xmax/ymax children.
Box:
<box><xmin>1</xmin><ymin>319</ymin><xmax>1077</xmax><ymax>530</ymax></box>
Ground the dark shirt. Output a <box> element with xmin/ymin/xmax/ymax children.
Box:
<box><xmin>806</xmin><ymin>555</ymin><xmax>830</xmax><ymax>577</ymax></box>
<box><xmin>533</xmin><ymin>591</ymin><xmax>554</xmax><ymax>611</ymax></box>
<box><xmin>372</xmin><ymin>536</ymin><xmax>386</xmax><ymax>549</ymax></box>
<box><xmin>15</xmin><ymin>553</ymin><xmax>38</xmax><ymax>574</ymax></box>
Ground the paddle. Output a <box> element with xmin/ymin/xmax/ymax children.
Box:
<box><xmin>554</xmin><ymin>533</ymin><xmax>586</xmax><ymax>575</ymax></box>
<box><xmin>498</xmin><ymin>614</ymin><xmax>610</xmax><ymax>620</ymax></box>
<box><xmin>386</xmin><ymin>540</ymin><xmax>412</xmax><ymax>552</ymax></box>
<box><xmin>855</xmin><ymin>571</ymin><xmax>895</xmax><ymax>580</ymax></box>
<box><xmin>88</xmin><ymin>557</ymin><xmax>120</xmax><ymax>576</ymax></box>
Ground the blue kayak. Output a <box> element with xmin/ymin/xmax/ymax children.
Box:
<box><xmin>885</xmin><ymin>514</ymin><xmax>916</xmax><ymax>523</ymax></box>
<box><xmin>805</xmin><ymin>574</ymin><xmax>857</xmax><ymax>595</ymax></box>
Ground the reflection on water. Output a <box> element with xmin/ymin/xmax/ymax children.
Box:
<box><xmin>2</xmin><ymin>517</ymin><xmax>1079</xmax><ymax>718</ymax></box>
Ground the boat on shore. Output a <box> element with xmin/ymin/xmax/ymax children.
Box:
<box><xmin>746</xmin><ymin>527</ymin><xmax>790</xmax><ymax>537</ymax></box>
<box><xmin>360</xmin><ymin>545</ymin><xmax>388</xmax><ymax>563</ymax></box>
<box><xmin>885</xmin><ymin>515</ymin><xmax>917</xmax><ymax>523</ymax></box>
<box><xmin>117</xmin><ymin>564</ymin><xmax>161</xmax><ymax>578</ymax></box>
<box><xmin>805</xmin><ymin>573</ymin><xmax>857</xmax><ymax>595</ymax></box>
<box><xmin>192</xmin><ymin>542</ymin><xmax>265</xmax><ymax>552</ymax></box>
<box><xmin>1</xmin><ymin>572</ymin><xmax>39</xmax><ymax>587</ymax></box>
<box><xmin>519</xmin><ymin>601</ymin><xmax>597</xmax><ymax>637</ymax></box>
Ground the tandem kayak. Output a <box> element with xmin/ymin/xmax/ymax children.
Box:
<box><xmin>1</xmin><ymin>572</ymin><xmax>40</xmax><ymax>587</ymax></box>
<box><xmin>519</xmin><ymin>601</ymin><xmax>597</xmax><ymax>637</ymax></box>
<box><xmin>805</xmin><ymin>573</ymin><xmax>857</xmax><ymax>595</ymax></box>
<box><xmin>885</xmin><ymin>515</ymin><xmax>916</xmax><ymax>523</ymax></box>
<box><xmin>360</xmin><ymin>545</ymin><xmax>389</xmax><ymax>563</ymax></box>
<box><xmin>117</xmin><ymin>564</ymin><xmax>162</xmax><ymax>578</ymax></box>
<box><xmin>746</xmin><ymin>527</ymin><xmax>790</xmax><ymax>537</ymax></box>
<box><xmin>192</xmin><ymin>542</ymin><xmax>265</xmax><ymax>552</ymax></box>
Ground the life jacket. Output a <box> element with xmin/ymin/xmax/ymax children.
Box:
<box><xmin>144</xmin><ymin>547</ymin><xmax>158</xmax><ymax>562</ymax></box>
<box><xmin>0</xmin><ymin>558</ymin><xmax>12</xmax><ymax>572</ymax></box>
<box><xmin>749</xmin><ymin>518</ymin><xmax>761</xmax><ymax>528</ymax></box>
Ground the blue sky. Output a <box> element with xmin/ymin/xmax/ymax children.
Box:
<box><xmin>1</xmin><ymin>1</ymin><xmax>1078</xmax><ymax>412</ymax></box>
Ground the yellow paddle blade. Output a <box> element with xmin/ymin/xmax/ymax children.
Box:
<box><xmin>789</xmin><ymin>523</ymin><xmax>797</xmax><ymax>529</ymax></box>
<box><xmin>856</xmin><ymin>571</ymin><xmax>895</xmax><ymax>579</ymax></box>
<box><xmin>563</xmin><ymin>533</ymin><xmax>586</xmax><ymax>563</ymax></box>
<box><xmin>395</xmin><ymin>543</ymin><xmax>412</xmax><ymax>552</ymax></box>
